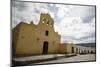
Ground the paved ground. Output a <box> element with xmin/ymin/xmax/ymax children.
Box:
<box><xmin>13</xmin><ymin>54</ymin><xmax>66</xmax><ymax>61</ymax></box>
<box><xmin>13</xmin><ymin>54</ymin><xmax>96</xmax><ymax>65</ymax></box>
<box><xmin>35</xmin><ymin>54</ymin><xmax>96</xmax><ymax>64</ymax></box>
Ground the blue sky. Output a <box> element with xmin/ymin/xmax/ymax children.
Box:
<box><xmin>12</xmin><ymin>1</ymin><xmax>96</xmax><ymax>44</ymax></box>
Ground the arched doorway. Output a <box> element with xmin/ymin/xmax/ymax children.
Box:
<box><xmin>42</xmin><ymin>41</ymin><xmax>48</xmax><ymax>54</ymax></box>
<box><xmin>72</xmin><ymin>47</ymin><xmax>74</xmax><ymax>53</ymax></box>
<box><xmin>76</xmin><ymin>48</ymin><xmax>78</xmax><ymax>54</ymax></box>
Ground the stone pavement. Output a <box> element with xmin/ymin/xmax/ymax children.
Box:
<box><xmin>35</xmin><ymin>54</ymin><xmax>96</xmax><ymax>64</ymax></box>
<box><xmin>13</xmin><ymin>54</ymin><xmax>66</xmax><ymax>61</ymax></box>
<box><xmin>12</xmin><ymin>54</ymin><xmax>76</xmax><ymax>66</ymax></box>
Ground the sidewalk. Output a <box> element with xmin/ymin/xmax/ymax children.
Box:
<box><xmin>13</xmin><ymin>54</ymin><xmax>76</xmax><ymax>66</ymax></box>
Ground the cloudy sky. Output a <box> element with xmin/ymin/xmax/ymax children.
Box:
<box><xmin>12</xmin><ymin>1</ymin><xmax>96</xmax><ymax>44</ymax></box>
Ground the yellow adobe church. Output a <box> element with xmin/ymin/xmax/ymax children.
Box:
<box><xmin>12</xmin><ymin>13</ymin><xmax>61</xmax><ymax>56</ymax></box>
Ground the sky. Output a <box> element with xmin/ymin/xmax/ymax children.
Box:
<box><xmin>12</xmin><ymin>1</ymin><xmax>96</xmax><ymax>44</ymax></box>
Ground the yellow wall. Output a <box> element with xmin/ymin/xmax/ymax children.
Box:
<box><xmin>59</xmin><ymin>44</ymin><xmax>67</xmax><ymax>54</ymax></box>
<box><xmin>66</xmin><ymin>43</ymin><xmax>76</xmax><ymax>54</ymax></box>
<box><xmin>13</xmin><ymin>13</ymin><xmax>61</xmax><ymax>56</ymax></box>
<box><xmin>59</xmin><ymin>43</ymin><xmax>76</xmax><ymax>54</ymax></box>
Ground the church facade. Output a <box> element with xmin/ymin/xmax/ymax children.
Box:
<box><xmin>12</xmin><ymin>13</ymin><xmax>61</xmax><ymax>56</ymax></box>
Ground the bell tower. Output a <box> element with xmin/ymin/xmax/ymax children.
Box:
<box><xmin>39</xmin><ymin>13</ymin><xmax>54</xmax><ymax>28</ymax></box>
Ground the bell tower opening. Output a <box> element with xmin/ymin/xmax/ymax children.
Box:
<box><xmin>39</xmin><ymin>13</ymin><xmax>54</xmax><ymax>27</ymax></box>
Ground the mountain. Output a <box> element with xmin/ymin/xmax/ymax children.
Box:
<box><xmin>76</xmin><ymin>43</ymin><xmax>96</xmax><ymax>47</ymax></box>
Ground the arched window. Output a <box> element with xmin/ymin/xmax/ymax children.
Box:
<box><xmin>45</xmin><ymin>30</ymin><xmax>49</xmax><ymax>36</ymax></box>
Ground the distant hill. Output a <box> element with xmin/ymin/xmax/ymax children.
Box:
<box><xmin>76</xmin><ymin>43</ymin><xmax>96</xmax><ymax>47</ymax></box>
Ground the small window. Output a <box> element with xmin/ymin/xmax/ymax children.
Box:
<box><xmin>45</xmin><ymin>30</ymin><xmax>49</xmax><ymax>36</ymax></box>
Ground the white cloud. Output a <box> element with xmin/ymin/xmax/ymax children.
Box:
<box><xmin>54</xmin><ymin>16</ymin><xmax>95</xmax><ymax>43</ymax></box>
<box><xmin>56</xmin><ymin>4</ymin><xmax>70</xmax><ymax>18</ymax></box>
<box><xmin>53</xmin><ymin>4</ymin><xmax>95</xmax><ymax>43</ymax></box>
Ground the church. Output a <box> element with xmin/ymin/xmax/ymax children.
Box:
<box><xmin>12</xmin><ymin>13</ymin><xmax>61</xmax><ymax>56</ymax></box>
